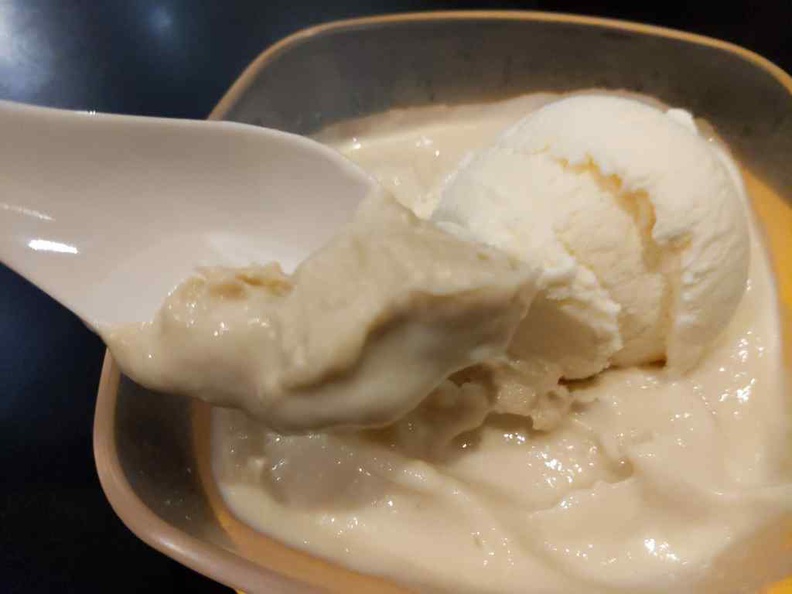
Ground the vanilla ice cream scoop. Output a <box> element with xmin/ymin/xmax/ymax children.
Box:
<box><xmin>433</xmin><ymin>94</ymin><xmax>750</xmax><ymax>376</ymax></box>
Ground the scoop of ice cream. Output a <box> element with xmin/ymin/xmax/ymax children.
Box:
<box><xmin>104</xmin><ymin>191</ymin><xmax>538</xmax><ymax>432</ymax></box>
<box><xmin>433</xmin><ymin>94</ymin><xmax>750</xmax><ymax>379</ymax></box>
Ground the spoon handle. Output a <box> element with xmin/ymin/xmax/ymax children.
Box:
<box><xmin>0</xmin><ymin>101</ymin><xmax>372</xmax><ymax>328</ymax></box>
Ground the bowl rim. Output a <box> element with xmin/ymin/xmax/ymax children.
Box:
<box><xmin>93</xmin><ymin>353</ymin><xmax>316</xmax><ymax>593</ymax></box>
<box><xmin>209</xmin><ymin>10</ymin><xmax>792</xmax><ymax>122</ymax></box>
<box><xmin>94</xmin><ymin>10</ymin><xmax>792</xmax><ymax>593</ymax></box>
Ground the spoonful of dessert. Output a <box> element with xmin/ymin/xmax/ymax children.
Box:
<box><xmin>0</xmin><ymin>100</ymin><xmax>537</xmax><ymax>431</ymax></box>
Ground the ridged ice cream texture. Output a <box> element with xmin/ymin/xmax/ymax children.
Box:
<box><xmin>433</xmin><ymin>94</ymin><xmax>750</xmax><ymax>379</ymax></box>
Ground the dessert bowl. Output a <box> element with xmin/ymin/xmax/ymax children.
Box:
<box><xmin>93</xmin><ymin>11</ymin><xmax>792</xmax><ymax>593</ymax></box>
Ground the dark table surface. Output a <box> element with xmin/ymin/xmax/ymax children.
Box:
<box><xmin>1</xmin><ymin>1</ymin><xmax>789</xmax><ymax>592</ymax></box>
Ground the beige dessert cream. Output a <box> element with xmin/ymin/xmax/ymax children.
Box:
<box><xmin>104</xmin><ymin>93</ymin><xmax>792</xmax><ymax>593</ymax></box>
<box><xmin>104</xmin><ymin>191</ymin><xmax>538</xmax><ymax>432</ymax></box>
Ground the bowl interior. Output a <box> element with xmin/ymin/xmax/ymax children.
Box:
<box><xmin>97</xmin><ymin>13</ymin><xmax>792</xmax><ymax>594</ymax></box>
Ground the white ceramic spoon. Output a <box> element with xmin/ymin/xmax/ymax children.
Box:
<box><xmin>0</xmin><ymin>101</ymin><xmax>374</xmax><ymax>329</ymax></box>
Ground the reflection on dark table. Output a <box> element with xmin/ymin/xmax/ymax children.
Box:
<box><xmin>1</xmin><ymin>1</ymin><xmax>788</xmax><ymax>592</ymax></box>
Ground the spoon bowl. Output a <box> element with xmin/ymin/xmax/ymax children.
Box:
<box><xmin>0</xmin><ymin>101</ymin><xmax>374</xmax><ymax>328</ymax></box>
